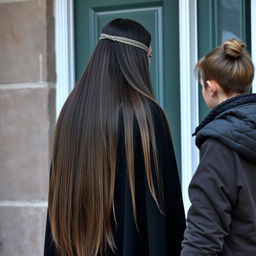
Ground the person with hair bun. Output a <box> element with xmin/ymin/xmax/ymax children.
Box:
<box><xmin>181</xmin><ymin>39</ymin><xmax>256</xmax><ymax>256</ymax></box>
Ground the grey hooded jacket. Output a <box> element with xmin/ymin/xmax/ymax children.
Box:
<box><xmin>181</xmin><ymin>93</ymin><xmax>256</xmax><ymax>256</ymax></box>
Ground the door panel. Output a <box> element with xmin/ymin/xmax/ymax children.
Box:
<box><xmin>74</xmin><ymin>0</ymin><xmax>181</xmax><ymax>172</ymax></box>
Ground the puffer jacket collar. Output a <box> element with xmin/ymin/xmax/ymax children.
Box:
<box><xmin>193</xmin><ymin>93</ymin><xmax>256</xmax><ymax>162</ymax></box>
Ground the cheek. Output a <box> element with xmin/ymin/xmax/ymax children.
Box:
<box><xmin>202</xmin><ymin>87</ymin><xmax>211</xmax><ymax>106</ymax></box>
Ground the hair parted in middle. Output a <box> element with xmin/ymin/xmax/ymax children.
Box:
<box><xmin>195</xmin><ymin>38</ymin><xmax>254</xmax><ymax>95</ymax></box>
<box><xmin>48</xmin><ymin>18</ymin><xmax>168</xmax><ymax>256</ymax></box>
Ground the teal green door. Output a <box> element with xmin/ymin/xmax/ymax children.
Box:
<box><xmin>74</xmin><ymin>0</ymin><xmax>182</xmax><ymax>172</ymax></box>
<box><xmin>197</xmin><ymin>0</ymin><xmax>251</xmax><ymax>121</ymax></box>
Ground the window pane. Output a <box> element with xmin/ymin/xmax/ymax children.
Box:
<box><xmin>218</xmin><ymin>0</ymin><xmax>244</xmax><ymax>43</ymax></box>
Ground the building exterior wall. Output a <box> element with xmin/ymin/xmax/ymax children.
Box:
<box><xmin>0</xmin><ymin>0</ymin><xmax>55</xmax><ymax>255</ymax></box>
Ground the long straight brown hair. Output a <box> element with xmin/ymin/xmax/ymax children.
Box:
<box><xmin>49</xmin><ymin>18</ymin><xmax>166</xmax><ymax>256</ymax></box>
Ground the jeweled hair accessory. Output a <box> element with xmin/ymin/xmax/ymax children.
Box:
<box><xmin>99</xmin><ymin>33</ymin><xmax>149</xmax><ymax>53</ymax></box>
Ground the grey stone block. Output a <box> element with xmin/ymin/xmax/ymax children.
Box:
<box><xmin>0</xmin><ymin>205</ymin><xmax>47</xmax><ymax>256</ymax></box>
<box><xmin>0</xmin><ymin>86</ymin><xmax>56</xmax><ymax>200</ymax></box>
<box><xmin>0</xmin><ymin>0</ymin><xmax>55</xmax><ymax>83</ymax></box>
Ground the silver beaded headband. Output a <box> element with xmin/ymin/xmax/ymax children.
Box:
<box><xmin>99</xmin><ymin>33</ymin><xmax>149</xmax><ymax>53</ymax></box>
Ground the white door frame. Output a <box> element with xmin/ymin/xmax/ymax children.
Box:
<box><xmin>179</xmin><ymin>0</ymin><xmax>199</xmax><ymax>215</ymax></box>
<box><xmin>55</xmin><ymin>0</ymin><xmax>75</xmax><ymax>117</ymax></box>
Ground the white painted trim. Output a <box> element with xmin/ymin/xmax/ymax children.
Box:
<box><xmin>55</xmin><ymin>0</ymin><xmax>75</xmax><ymax>117</ymax></box>
<box><xmin>0</xmin><ymin>200</ymin><xmax>48</xmax><ymax>207</ymax></box>
<box><xmin>179</xmin><ymin>0</ymin><xmax>199</xmax><ymax>215</ymax></box>
<box><xmin>251</xmin><ymin>0</ymin><xmax>256</xmax><ymax>93</ymax></box>
<box><xmin>0</xmin><ymin>82</ymin><xmax>54</xmax><ymax>90</ymax></box>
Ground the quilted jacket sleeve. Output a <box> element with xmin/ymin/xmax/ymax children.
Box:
<box><xmin>181</xmin><ymin>139</ymin><xmax>239</xmax><ymax>256</ymax></box>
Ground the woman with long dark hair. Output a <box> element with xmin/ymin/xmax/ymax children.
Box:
<box><xmin>44</xmin><ymin>18</ymin><xmax>185</xmax><ymax>256</ymax></box>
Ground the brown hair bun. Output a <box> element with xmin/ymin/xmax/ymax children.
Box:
<box><xmin>195</xmin><ymin>38</ymin><xmax>254</xmax><ymax>95</ymax></box>
<box><xmin>222</xmin><ymin>39</ymin><xmax>245</xmax><ymax>58</ymax></box>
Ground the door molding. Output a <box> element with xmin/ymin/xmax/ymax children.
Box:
<box><xmin>179</xmin><ymin>0</ymin><xmax>199</xmax><ymax>214</ymax></box>
<box><xmin>55</xmin><ymin>0</ymin><xmax>75</xmax><ymax>117</ymax></box>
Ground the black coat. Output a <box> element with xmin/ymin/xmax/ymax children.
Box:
<box><xmin>181</xmin><ymin>93</ymin><xmax>256</xmax><ymax>256</ymax></box>
<box><xmin>44</xmin><ymin>102</ymin><xmax>186</xmax><ymax>256</ymax></box>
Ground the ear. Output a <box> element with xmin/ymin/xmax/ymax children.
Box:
<box><xmin>206</xmin><ymin>80</ymin><xmax>219</xmax><ymax>96</ymax></box>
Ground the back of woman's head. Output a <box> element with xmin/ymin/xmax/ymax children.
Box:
<box><xmin>49</xmin><ymin>18</ymin><xmax>165</xmax><ymax>256</ymax></box>
<box><xmin>84</xmin><ymin>18</ymin><xmax>153</xmax><ymax>97</ymax></box>
<box><xmin>196</xmin><ymin>38</ymin><xmax>254</xmax><ymax>95</ymax></box>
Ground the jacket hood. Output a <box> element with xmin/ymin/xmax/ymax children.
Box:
<box><xmin>194</xmin><ymin>93</ymin><xmax>256</xmax><ymax>162</ymax></box>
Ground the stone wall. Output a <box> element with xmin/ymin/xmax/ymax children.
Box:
<box><xmin>0</xmin><ymin>0</ymin><xmax>55</xmax><ymax>255</ymax></box>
